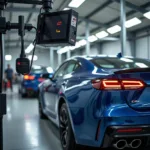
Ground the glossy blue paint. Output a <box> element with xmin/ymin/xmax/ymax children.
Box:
<box><xmin>22</xmin><ymin>73</ymin><xmax>43</xmax><ymax>92</ymax></box>
<box><xmin>39</xmin><ymin>56</ymin><xmax>150</xmax><ymax>148</ymax></box>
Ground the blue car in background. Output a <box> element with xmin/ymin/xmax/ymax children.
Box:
<box><xmin>38</xmin><ymin>55</ymin><xmax>150</xmax><ymax>150</ymax></box>
<box><xmin>19</xmin><ymin>65</ymin><xmax>53</xmax><ymax>97</ymax></box>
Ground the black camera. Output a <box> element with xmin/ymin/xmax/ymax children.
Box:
<box><xmin>36</xmin><ymin>9</ymin><xmax>78</xmax><ymax>46</ymax></box>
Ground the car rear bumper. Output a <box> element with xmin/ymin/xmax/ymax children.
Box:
<box><xmin>22</xmin><ymin>83</ymin><xmax>39</xmax><ymax>93</ymax></box>
<box><xmin>102</xmin><ymin>125</ymin><xmax>150</xmax><ymax>148</ymax></box>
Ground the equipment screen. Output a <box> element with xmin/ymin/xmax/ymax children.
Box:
<box><xmin>42</xmin><ymin>14</ymin><xmax>69</xmax><ymax>41</ymax></box>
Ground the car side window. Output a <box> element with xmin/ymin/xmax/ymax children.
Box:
<box><xmin>53</xmin><ymin>63</ymin><xmax>68</xmax><ymax>80</ymax></box>
<box><xmin>64</xmin><ymin>60</ymin><xmax>80</xmax><ymax>75</ymax></box>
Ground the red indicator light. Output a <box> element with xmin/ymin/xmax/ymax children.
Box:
<box><xmin>57</xmin><ymin>21</ymin><xmax>62</xmax><ymax>26</ymax></box>
<box><xmin>17</xmin><ymin>62</ymin><xmax>21</xmax><ymax>65</ymax></box>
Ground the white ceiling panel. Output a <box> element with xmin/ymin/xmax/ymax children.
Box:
<box><xmin>91</xmin><ymin>7</ymin><xmax>120</xmax><ymax>24</ymax></box>
<box><xmin>74</xmin><ymin>0</ymin><xmax>107</xmax><ymax>17</ymax></box>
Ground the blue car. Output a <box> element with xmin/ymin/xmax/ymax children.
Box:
<box><xmin>19</xmin><ymin>65</ymin><xmax>53</xmax><ymax>97</ymax></box>
<box><xmin>38</xmin><ymin>55</ymin><xmax>150</xmax><ymax>150</ymax></box>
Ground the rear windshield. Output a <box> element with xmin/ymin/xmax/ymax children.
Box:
<box><xmin>91</xmin><ymin>57</ymin><xmax>150</xmax><ymax>69</ymax></box>
<box><xmin>31</xmin><ymin>67</ymin><xmax>47</xmax><ymax>74</ymax></box>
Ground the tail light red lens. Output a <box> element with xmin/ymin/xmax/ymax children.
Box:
<box><xmin>101</xmin><ymin>80</ymin><xmax>122</xmax><ymax>90</ymax></box>
<box><xmin>117</xmin><ymin>128</ymin><xmax>142</xmax><ymax>133</ymax></box>
<box><xmin>24</xmin><ymin>75</ymin><xmax>35</xmax><ymax>80</ymax></box>
<box><xmin>122</xmin><ymin>80</ymin><xmax>145</xmax><ymax>90</ymax></box>
<box><xmin>92</xmin><ymin>79</ymin><xmax>145</xmax><ymax>90</ymax></box>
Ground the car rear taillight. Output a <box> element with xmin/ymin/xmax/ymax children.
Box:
<box><xmin>24</xmin><ymin>75</ymin><xmax>35</xmax><ymax>80</ymax></box>
<box><xmin>92</xmin><ymin>79</ymin><xmax>145</xmax><ymax>90</ymax></box>
<box><xmin>122</xmin><ymin>80</ymin><xmax>145</xmax><ymax>90</ymax></box>
<box><xmin>117</xmin><ymin>128</ymin><xmax>142</xmax><ymax>133</ymax></box>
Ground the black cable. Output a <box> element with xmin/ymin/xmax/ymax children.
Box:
<box><xmin>29</xmin><ymin>39</ymin><xmax>37</xmax><ymax>73</ymax></box>
<box><xmin>29</xmin><ymin>26</ymin><xmax>37</xmax><ymax>73</ymax></box>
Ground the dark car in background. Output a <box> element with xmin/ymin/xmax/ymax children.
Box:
<box><xmin>19</xmin><ymin>65</ymin><xmax>53</xmax><ymax>97</ymax></box>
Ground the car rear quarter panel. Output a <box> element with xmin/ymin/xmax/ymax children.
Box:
<box><xmin>63</xmin><ymin>72</ymin><xmax>150</xmax><ymax>147</ymax></box>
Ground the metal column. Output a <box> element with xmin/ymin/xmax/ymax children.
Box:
<box><xmin>0</xmin><ymin>10</ymin><xmax>4</xmax><ymax>150</ymax></box>
<box><xmin>147</xmin><ymin>31</ymin><xmax>150</xmax><ymax>59</ymax></box>
<box><xmin>120</xmin><ymin>0</ymin><xmax>126</xmax><ymax>56</ymax></box>
<box><xmin>58</xmin><ymin>54</ymin><xmax>62</xmax><ymax>65</ymax></box>
<box><xmin>86</xmin><ymin>22</ymin><xmax>90</xmax><ymax>56</ymax></box>
<box><xmin>50</xmin><ymin>48</ymin><xmax>54</xmax><ymax>68</ymax></box>
<box><xmin>67</xmin><ymin>50</ymin><xmax>71</xmax><ymax>59</ymax></box>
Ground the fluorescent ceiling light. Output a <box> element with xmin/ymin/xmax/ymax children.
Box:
<box><xmin>28</xmin><ymin>55</ymin><xmax>38</xmax><ymax>61</ymax></box>
<box><xmin>107</xmin><ymin>25</ymin><xmax>121</xmax><ymax>34</ymax></box>
<box><xmin>5</xmin><ymin>55</ymin><xmax>12</xmax><ymax>61</ymax></box>
<box><xmin>125</xmin><ymin>17</ymin><xmax>141</xmax><ymax>28</ymax></box>
<box><xmin>78</xmin><ymin>39</ymin><xmax>87</xmax><ymax>46</ymax></box>
<box><xmin>25</xmin><ymin>43</ymin><xmax>34</xmax><ymax>54</ymax></box>
<box><xmin>96</xmin><ymin>31</ymin><xmax>109</xmax><ymax>39</ymax></box>
<box><xmin>58</xmin><ymin>39</ymin><xmax>87</xmax><ymax>53</ymax></box>
<box><xmin>68</xmin><ymin>0</ymin><xmax>86</xmax><ymax>8</ymax></box>
<box><xmin>57</xmin><ymin>47</ymin><xmax>70</xmax><ymax>54</ymax></box>
<box><xmin>144</xmin><ymin>11</ymin><xmax>150</xmax><ymax>19</ymax></box>
<box><xmin>88</xmin><ymin>35</ymin><xmax>98</xmax><ymax>42</ymax></box>
<box><xmin>63</xmin><ymin>8</ymin><xmax>70</xmax><ymax>10</ymax></box>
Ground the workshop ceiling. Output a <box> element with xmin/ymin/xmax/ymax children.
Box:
<box><xmin>3</xmin><ymin>0</ymin><xmax>150</xmax><ymax>50</ymax></box>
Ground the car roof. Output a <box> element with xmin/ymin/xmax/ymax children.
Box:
<box><xmin>69</xmin><ymin>55</ymin><xmax>135</xmax><ymax>61</ymax></box>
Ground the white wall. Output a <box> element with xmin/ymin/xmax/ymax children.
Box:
<box><xmin>101</xmin><ymin>41</ymin><xmax>132</xmax><ymax>56</ymax></box>
<box><xmin>5</xmin><ymin>48</ymin><xmax>51</xmax><ymax>72</ymax></box>
<box><xmin>5</xmin><ymin>32</ymin><xmax>150</xmax><ymax>73</ymax></box>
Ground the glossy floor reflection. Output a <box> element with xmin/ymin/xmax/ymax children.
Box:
<box><xmin>3</xmin><ymin>86</ymin><xmax>149</xmax><ymax>150</ymax></box>
<box><xmin>3</xmin><ymin>87</ymin><xmax>62</xmax><ymax>150</ymax></box>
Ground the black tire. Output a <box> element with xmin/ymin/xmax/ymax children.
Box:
<box><xmin>38</xmin><ymin>98</ymin><xmax>47</xmax><ymax>119</ymax></box>
<box><xmin>59</xmin><ymin>103</ymin><xmax>82</xmax><ymax>150</ymax></box>
<box><xmin>21</xmin><ymin>93</ymin><xmax>27</xmax><ymax>98</ymax></box>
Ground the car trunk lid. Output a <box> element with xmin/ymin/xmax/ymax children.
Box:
<box><xmin>114</xmin><ymin>68</ymin><xmax>150</xmax><ymax>111</ymax></box>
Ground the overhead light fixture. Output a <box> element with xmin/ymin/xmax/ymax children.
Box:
<box><xmin>125</xmin><ymin>17</ymin><xmax>141</xmax><ymax>28</ymax></box>
<box><xmin>58</xmin><ymin>39</ymin><xmax>87</xmax><ymax>53</ymax></box>
<box><xmin>96</xmin><ymin>31</ymin><xmax>109</xmax><ymax>39</ymax></box>
<box><xmin>28</xmin><ymin>55</ymin><xmax>38</xmax><ymax>61</ymax></box>
<box><xmin>78</xmin><ymin>39</ymin><xmax>87</xmax><ymax>46</ymax></box>
<box><xmin>57</xmin><ymin>47</ymin><xmax>70</xmax><ymax>54</ymax></box>
<box><xmin>5</xmin><ymin>55</ymin><xmax>12</xmax><ymax>61</ymax></box>
<box><xmin>144</xmin><ymin>11</ymin><xmax>150</xmax><ymax>19</ymax></box>
<box><xmin>25</xmin><ymin>43</ymin><xmax>34</xmax><ymax>54</ymax></box>
<box><xmin>107</xmin><ymin>25</ymin><xmax>121</xmax><ymax>34</ymax></box>
<box><xmin>68</xmin><ymin>0</ymin><xmax>86</xmax><ymax>8</ymax></box>
<box><xmin>88</xmin><ymin>35</ymin><xmax>98</xmax><ymax>42</ymax></box>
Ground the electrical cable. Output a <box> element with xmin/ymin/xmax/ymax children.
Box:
<box><xmin>29</xmin><ymin>39</ymin><xmax>37</xmax><ymax>73</ymax></box>
<box><xmin>29</xmin><ymin>26</ymin><xmax>37</xmax><ymax>73</ymax></box>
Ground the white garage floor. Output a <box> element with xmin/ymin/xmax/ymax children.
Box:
<box><xmin>3</xmin><ymin>86</ymin><xmax>62</xmax><ymax>150</ymax></box>
<box><xmin>2</xmin><ymin>85</ymin><xmax>149</xmax><ymax>150</ymax></box>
